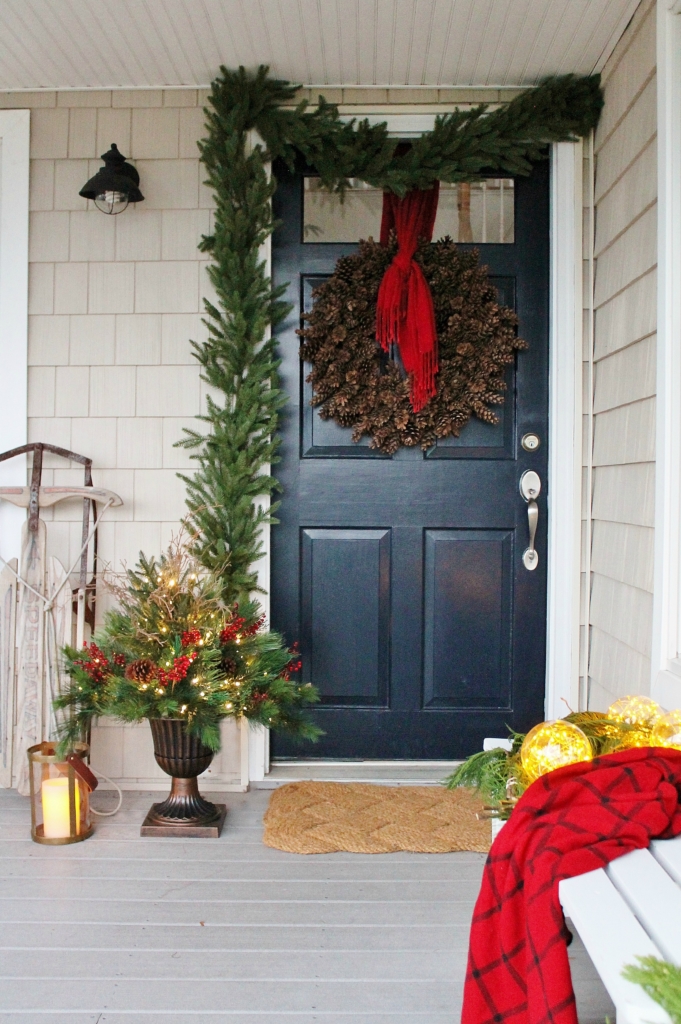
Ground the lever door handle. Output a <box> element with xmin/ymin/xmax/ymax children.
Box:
<box><xmin>519</xmin><ymin>470</ymin><xmax>541</xmax><ymax>571</ymax></box>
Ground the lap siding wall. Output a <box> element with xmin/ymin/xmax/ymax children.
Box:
<box><xmin>588</xmin><ymin>0</ymin><xmax>658</xmax><ymax>710</ymax></box>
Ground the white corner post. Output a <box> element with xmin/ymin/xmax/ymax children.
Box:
<box><xmin>545</xmin><ymin>141</ymin><xmax>584</xmax><ymax>719</ymax></box>
<box><xmin>651</xmin><ymin>0</ymin><xmax>681</xmax><ymax>709</ymax></box>
<box><xmin>0</xmin><ymin>110</ymin><xmax>30</xmax><ymax>567</ymax></box>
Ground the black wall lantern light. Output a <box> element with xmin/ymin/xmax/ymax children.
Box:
<box><xmin>79</xmin><ymin>143</ymin><xmax>144</xmax><ymax>215</ymax></box>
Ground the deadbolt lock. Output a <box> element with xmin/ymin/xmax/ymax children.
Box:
<box><xmin>521</xmin><ymin>433</ymin><xmax>541</xmax><ymax>452</ymax></box>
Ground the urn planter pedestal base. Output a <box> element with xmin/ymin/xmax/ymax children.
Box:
<box><xmin>142</xmin><ymin>719</ymin><xmax>227</xmax><ymax>838</ymax></box>
<box><xmin>141</xmin><ymin>782</ymin><xmax>227</xmax><ymax>837</ymax></box>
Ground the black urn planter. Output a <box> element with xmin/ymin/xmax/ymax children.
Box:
<box><xmin>140</xmin><ymin>719</ymin><xmax>226</xmax><ymax>837</ymax></box>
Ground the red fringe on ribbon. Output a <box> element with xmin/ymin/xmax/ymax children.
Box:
<box><xmin>376</xmin><ymin>182</ymin><xmax>440</xmax><ymax>413</ymax></box>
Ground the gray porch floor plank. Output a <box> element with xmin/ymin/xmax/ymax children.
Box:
<box><xmin>0</xmin><ymin>787</ymin><xmax>614</xmax><ymax>1022</ymax></box>
<box><xmin>0</xmin><ymin>922</ymin><xmax>472</xmax><ymax>951</ymax></box>
<box><xmin>0</xmin><ymin>859</ymin><xmax>484</xmax><ymax>880</ymax></box>
<box><xmin>0</xmin><ymin>879</ymin><xmax>488</xmax><ymax>900</ymax></box>
<box><xmin>0</xmin><ymin>903</ymin><xmax>476</xmax><ymax>925</ymax></box>
<box><xmin>0</xmin><ymin>1011</ymin><xmax>462</xmax><ymax>1019</ymax></box>
<box><xmin>0</xmin><ymin>979</ymin><xmax>461</xmax><ymax>1013</ymax></box>
<box><xmin>0</xmin><ymin>948</ymin><xmax>459</xmax><ymax>978</ymax></box>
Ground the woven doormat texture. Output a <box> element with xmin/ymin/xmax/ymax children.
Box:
<box><xmin>262</xmin><ymin>781</ymin><xmax>491</xmax><ymax>854</ymax></box>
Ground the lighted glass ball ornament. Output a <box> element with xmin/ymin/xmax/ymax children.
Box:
<box><xmin>520</xmin><ymin>720</ymin><xmax>592</xmax><ymax>784</ymax></box>
<box><xmin>607</xmin><ymin>695</ymin><xmax>662</xmax><ymax>729</ymax></box>
<box><xmin>606</xmin><ymin>695</ymin><xmax>662</xmax><ymax>747</ymax></box>
<box><xmin>651</xmin><ymin>709</ymin><xmax>681</xmax><ymax>750</ymax></box>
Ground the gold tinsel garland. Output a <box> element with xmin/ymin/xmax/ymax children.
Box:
<box><xmin>298</xmin><ymin>238</ymin><xmax>527</xmax><ymax>455</ymax></box>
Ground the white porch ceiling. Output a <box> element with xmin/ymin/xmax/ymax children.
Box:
<box><xmin>0</xmin><ymin>0</ymin><xmax>640</xmax><ymax>92</ymax></box>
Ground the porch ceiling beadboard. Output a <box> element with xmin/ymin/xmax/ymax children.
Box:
<box><xmin>0</xmin><ymin>0</ymin><xmax>641</xmax><ymax>91</ymax></box>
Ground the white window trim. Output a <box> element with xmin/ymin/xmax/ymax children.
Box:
<box><xmin>651</xmin><ymin>0</ymin><xmax>681</xmax><ymax>709</ymax></box>
<box><xmin>0</xmin><ymin>109</ymin><xmax>30</xmax><ymax>567</ymax></box>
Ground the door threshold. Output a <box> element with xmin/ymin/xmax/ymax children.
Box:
<box><xmin>252</xmin><ymin>759</ymin><xmax>462</xmax><ymax>789</ymax></box>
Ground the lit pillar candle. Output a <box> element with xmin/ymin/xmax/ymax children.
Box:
<box><xmin>41</xmin><ymin>777</ymin><xmax>79</xmax><ymax>838</ymax></box>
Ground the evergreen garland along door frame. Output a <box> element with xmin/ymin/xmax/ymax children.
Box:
<box><xmin>178</xmin><ymin>65</ymin><xmax>602</xmax><ymax>608</ymax></box>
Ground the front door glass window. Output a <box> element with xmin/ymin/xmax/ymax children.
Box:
<box><xmin>303</xmin><ymin>177</ymin><xmax>515</xmax><ymax>244</ymax></box>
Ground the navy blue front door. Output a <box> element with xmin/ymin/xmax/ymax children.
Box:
<box><xmin>271</xmin><ymin>161</ymin><xmax>549</xmax><ymax>760</ymax></box>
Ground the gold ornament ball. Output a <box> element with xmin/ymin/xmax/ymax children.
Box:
<box><xmin>651</xmin><ymin>709</ymin><xmax>681</xmax><ymax>750</ymax></box>
<box><xmin>607</xmin><ymin>695</ymin><xmax>662</xmax><ymax>730</ymax></box>
<box><xmin>520</xmin><ymin>720</ymin><xmax>593</xmax><ymax>784</ymax></box>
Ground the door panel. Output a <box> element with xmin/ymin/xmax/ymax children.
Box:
<box><xmin>301</xmin><ymin>528</ymin><xmax>391</xmax><ymax>706</ymax></box>
<box><xmin>271</xmin><ymin>157</ymin><xmax>549</xmax><ymax>760</ymax></box>
<box><xmin>423</xmin><ymin>529</ymin><xmax>513</xmax><ymax>710</ymax></box>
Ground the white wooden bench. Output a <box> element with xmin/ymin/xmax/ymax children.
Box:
<box><xmin>559</xmin><ymin>834</ymin><xmax>681</xmax><ymax>1024</ymax></box>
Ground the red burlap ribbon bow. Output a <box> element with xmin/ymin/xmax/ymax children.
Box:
<box><xmin>376</xmin><ymin>182</ymin><xmax>440</xmax><ymax>413</ymax></box>
<box><xmin>462</xmin><ymin>747</ymin><xmax>681</xmax><ymax>1024</ymax></box>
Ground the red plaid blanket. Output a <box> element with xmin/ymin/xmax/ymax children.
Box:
<box><xmin>462</xmin><ymin>747</ymin><xmax>681</xmax><ymax>1024</ymax></box>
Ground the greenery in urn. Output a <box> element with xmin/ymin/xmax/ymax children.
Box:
<box><xmin>55</xmin><ymin>540</ymin><xmax>320</xmax><ymax>754</ymax></box>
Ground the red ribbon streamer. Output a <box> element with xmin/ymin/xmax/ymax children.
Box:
<box><xmin>376</xmin><ymin>182</ymin><xmax>440</xmax><ymax>413</ymax></box>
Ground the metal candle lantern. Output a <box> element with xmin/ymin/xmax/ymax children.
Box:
<box><xmin>27</xmin><ymin>742</ymin><xmax>97</xmax><ymax>844</ymax></box>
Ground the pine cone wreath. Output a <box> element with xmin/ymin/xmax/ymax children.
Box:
<box><xmin>298</xmin><ymin>238</ymin><xmax>527</xmax><ymax>455</ymax></box>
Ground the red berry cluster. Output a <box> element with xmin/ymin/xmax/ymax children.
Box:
<box><xmin>157</xmin><ymin>651</ymin><xmax>198</xmax><ymax>687</ymax></box>
<box><xmin>112</xmin><ymin>653</ymin><xmax>127</xmax><ymax>668</ymax></box>
<box><xmin>220</xmin><ymin>613</ymin><xmax>265</xmax><ymax>645</ymax></box>
<box><xmin>181</xmin><ymin>628</ymin><xmax>202</xmax><ymax>647</ymax></box>
<box><xmin>243</xmin><ymin>614</ymin><xmax>266</xmax><ymax>637</ymax></box>
<box><xmin>220</xmin><ymin>617</ymin><xmax>246</xmax><ymax>644</ymax></box>
<box><xmin>74</xmin><ymin>642</ymin><xmax>111</xmax><ymax>684</ymax></box>
<box><xmin>280</xmin><ymin>643</ymin><xmax>302</xmax><ymax>681</ymax></box>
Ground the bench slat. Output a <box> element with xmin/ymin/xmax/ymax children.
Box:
<box><xmin>607</xmin><ymin>848</ymin><xmax>681</xmax><ymax>965</ymax></box>
<box><xmin>559</xmin><ymin>868</ymin><xmax>671</xmax><ymax>1024</ymax></box>
<box><xmin>651</xmin><ymin>834</ymin><xmax>681</xmax><ymax>887</ymax></box>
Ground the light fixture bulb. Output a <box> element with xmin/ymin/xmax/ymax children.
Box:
<box><xmin>94</xmin><ymin>190</ymin><xmax>130</xmax><ymax>215</ymax></box>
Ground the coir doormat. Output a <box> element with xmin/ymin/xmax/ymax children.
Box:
<box><xmin>262</xmin><ymin>781</ymin><xmax>491</xmax><ymax>854</ymax></box>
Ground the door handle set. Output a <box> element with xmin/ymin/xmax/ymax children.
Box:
<box><xmin>519</xmin><ymin>470</ymin><xmax>541</xmax><ymax>571</ymax></box>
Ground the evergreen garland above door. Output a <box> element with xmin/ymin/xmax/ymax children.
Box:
<box><xmin>180</xmin><ymin>66</ymin><xmax>602</xmax><ymax>604</ymax></box>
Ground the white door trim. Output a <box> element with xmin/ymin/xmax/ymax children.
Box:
<box><xmin>546</xmin><ymin>140</ymin><xmax>584</xmax><ymax>719</ymax></box>
<box><xmin>651</xmin><ymin>0</ymin><xmax>681</xmax><ymax>709</ymax></box>
<box><xmin>254</xmin><ymin>118</ymin><xmax>585</xmax><ymax>777</ymax></box>
<box><xmin>0</xmin><ymin>109</ymin><xmax>30</xmax><ymax>568</ymax></box>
